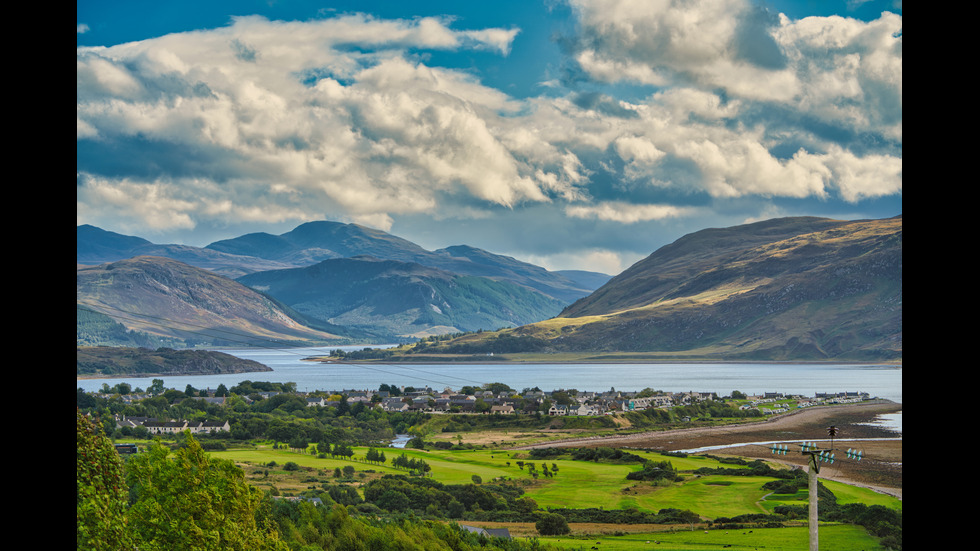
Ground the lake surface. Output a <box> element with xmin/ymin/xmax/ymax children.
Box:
<box><xmin>76</xmin><ymin>345</ymin><xmax>902</xmax><ymax>405</ymax></box>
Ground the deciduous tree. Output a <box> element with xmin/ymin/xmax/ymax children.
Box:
<box><xmin>125</xmin><ymin>431</ymin><xmax>287</xmax><ymax>550</ymax></box>
<box><xmin>77</xmin><ymin>410</ymin><xmax>133</xmax><ymax>550</ymax></box>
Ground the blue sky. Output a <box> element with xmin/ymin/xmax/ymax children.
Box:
<box><xmin>77</xmin><ymin>0</ymin><xmax>901</xmax><ymax>275</ymax></box>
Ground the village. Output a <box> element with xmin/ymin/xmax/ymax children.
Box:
<box><xmin>104</xmin><ymin>384</ymin><xmax>872</xmax><ymax>436</ymax></box>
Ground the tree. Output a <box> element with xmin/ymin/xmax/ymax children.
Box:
<box><xmin>535</xmin><ymin>512</ymin><xmax>570</xmax><ymax>536</ymax></box>
<box><xmin>125</xmin><ymin>431</ymin><xmax>287</xmax><ymax>550</ymax></box>
<box><xmin>77</xmin><ymin>410</ymin><xmax>133</xmax><ymax>551</ymax></box>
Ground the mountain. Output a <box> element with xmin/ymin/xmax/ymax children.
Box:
<box><xmin>77</xmin><ymin>256</ymin><xmax>367</xmax><ymax>347</ymax></box>
<box><xmin>205</xmin><ymin>221</ymin><xmax>599</xmax><ymax>302</ymax></box>
<box><xmin>236</xmin><ymin>256</ymin><xmax>567</xmax><ymax>338</ymax></box>
<box><xmin>206</xmin><ymin>221</ymin><xmax>432</xmax><ymax>266</ymax></box>
<box><xmin>415</xmin><ymin>216</ymin><xmax>902</xmax><ymax>361</ymax></box>
<box><xmin>77</xmin><ymin>225</ymin><xmax>295</xmax><ymax>279</ymax></box>
<box><xmin>78</xmin><ymin>221</ymin><xmax>608</xmax><ymax>301</ymax></box>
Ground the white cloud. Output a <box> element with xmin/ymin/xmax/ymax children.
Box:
<box><xmin>522</xmin><ymin>248</ymin><xmax>643</xmax><ymax>275</ymax></box>
<box><xmin>564</xmin><ymin>0</ymin><xmax>901</xmax><ymax>136</ymax></box>
<box><xmin>77</xmin><ymin>6</ymin><xmax>900</xmax><ymax>268</ymax></box>
<box><xmin>566</xmin><ymin>201</ymin><xmax>691</xmax><ymax>223</ymax></box>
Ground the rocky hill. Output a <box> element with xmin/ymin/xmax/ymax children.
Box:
<box><xmin>414</xmin><ymin>216</ymin><xmax>902</xmax><ymax>361</ymax></box>
<box><xmin>77</xmin><ymin>256</ymin><xmax>364</xmax><ymax>347</ymax></box>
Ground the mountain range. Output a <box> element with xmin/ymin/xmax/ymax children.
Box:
<box><xmin>77</xmin><ymin>215</ymin><xmax>901</xmax><ymax>360</ymax></box>
<box><xmin>411</xmin><ymin>216</ymin><xmax>902</xmax><ymax>361</ymax></box>
<box><xmin>77</xmin><ymin>221</ymin><xmax>609</xmax><ymax>344</ymax></box>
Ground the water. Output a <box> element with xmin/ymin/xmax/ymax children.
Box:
<box><xmin>76</xmin><ymin>345</ymin><xmax>902</xmax><ymax>404</ymax></box>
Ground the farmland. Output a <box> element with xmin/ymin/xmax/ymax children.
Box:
<box><xmin>202</xmin><ymin>437</ymin><xmax>899</xmax><ymax>551</ymax></box>
<box><xmin>211</xmin><ymin>444</ymin><xmax>900</xmax><ymax>515</ymax></box>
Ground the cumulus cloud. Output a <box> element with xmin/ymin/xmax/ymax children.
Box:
<box><xmin>562</xmin><ymin>0</ymin><xmax>901</xmax><ymax>136</ymax></box>
<box><xmin>77</xmin><ymin>4</ymin><xmax>900</xmax><ymax>267</ymax></box>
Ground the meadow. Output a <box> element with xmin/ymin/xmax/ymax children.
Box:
<box><xmin>210</xmin><ymin>443</ymin><xmax>901</xmax><ymax>519</ymax></box>
<box><xmin>535</xmin><ymin>523</ymin><xmax>886</xmax><ymax>550</ymax></box>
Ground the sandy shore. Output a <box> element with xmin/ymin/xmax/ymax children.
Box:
<box><xmin>513</xmin><ymin>401</ymin><xmax>903</xmax><ymax>499</ymax></box>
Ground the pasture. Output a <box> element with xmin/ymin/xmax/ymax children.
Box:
<box><xmin>536</xmin><ymin>523</ymin><xmax>885</xmax><ymax>550</ymax></box>
<box><xmin>209</xmin><ymin>444</ymin><xmax>901</xmax><ymax>519</ymax></box>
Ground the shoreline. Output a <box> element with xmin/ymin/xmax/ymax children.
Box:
<box><xmin>77</xmin><ymin>358</ymin><xmax>901</xmax><ymax>380</ymax></box>
<box><xmin>330</xmin><ymin>357</ymin><xmax>902</xmax><ymax>367</ymax></box>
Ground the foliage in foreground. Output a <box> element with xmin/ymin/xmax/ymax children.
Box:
<box><xmin>77</xmin><ymin>410</ymin><xmax>544</xmax><ymax>551</ymax></box>
<box><xmin>77</xmin><ymin>410</ymin><xmax>133</xmax><ymax>550</ymax></box>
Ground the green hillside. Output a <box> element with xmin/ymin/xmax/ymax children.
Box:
<box><xmin>237</xmin><ymin>256</ymin><xmax>566</xmax><ymax>338</ymax></box>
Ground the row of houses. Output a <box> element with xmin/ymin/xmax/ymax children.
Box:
<box><xmin>115</xmin><ymin>415</ymin><xmax>231</xmax><ymax>435</ymax></box>
<box><xmin>302</xmin><ymin>386</ymin><xmax>721</xmax><ymax>417</ymax></box>
<box><xmin>108</xmin><ymin>387</ymin><xmax>872</xmax><ymax>428</ymax></box>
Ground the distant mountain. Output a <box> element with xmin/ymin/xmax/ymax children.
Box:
<box><xmin>206</xmin><ymin>221</ymin><xmax>600</xmax><ymax>302</ymax></box>
<box><xmin>206</xmin><ymin>221</ymin><xmax>432</xmax><ymax>266</ymax></box>
<box><xmin>416</xmin><ymin>216</ymin><xmax>902</xmax><ymax>361</ymax></box>
<box><xmin>77</xmin><ymin>256</ymin><xmax>367</xmax><ymax>347</ymax></box>
<box><xmin>78</xmin><ymin>221</ymin><xmax>608</xmax><ymax>301</ymax></box>
<box><xmin>237</xmin><ymin>256</ymin><xmax>567</xmax><ymax>338</ymax></box>
<box><xmin>77</xmin><ymin>225</ymin><xmax>295</xmax><ymax>279</ymax></box>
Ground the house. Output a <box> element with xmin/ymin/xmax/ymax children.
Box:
<box><xmin>490</xmin><ymin>405</ymin><xmax>515</xmax><ymax>415</ymax></box>
<box><xmin>458</xmin><ymin>525</ymin><xmax>511</xmax><ymax>540</ymax></box>
<box><xmin>573</xmin><ymin>403</ymin><xmax>600</xmax><ymax>416</ymax></box>
<box><xmin>381</xmin><ymin>398</ymin><xmax>409</xmax><ymax>412</ymax></box>
<box><xmin>191</xmin><ymin>420</ymin><xmax>231</xmax><ymax>434</ymax></box>
<box><xmin>142</xmin><ymin>420</ymin><xmax>189</xmax><ymax>435</ymax></box>
<box><xmin>548</xmin><ymin>404</ymin><xmax>568</xmax><ymax>416</ymax></box>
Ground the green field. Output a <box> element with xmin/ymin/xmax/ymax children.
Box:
<box><xmin>209</xmin><ymin>444</ymin><xmax>901</xmax><ymax>518</ymax></box>
<box><xmin>540</xmin><ymin>523</ymin><xmax>885</xmax><ymax>550</ymax></box>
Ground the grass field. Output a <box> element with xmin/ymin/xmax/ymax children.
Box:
<box><xmin>208</xmin><ymin>444</ymin><xmax>901</xmax><ymax>518</ymax></box>
<box><xmin>536</xmin><ymin>523</ymin><xmax>884</xmax><ymax>550</ymax></box>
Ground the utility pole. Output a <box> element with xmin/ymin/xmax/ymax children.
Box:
<box><xmin>770</xmin><ymin>425</ymin><xmax>863</xmax><ymax>551</ymax></box>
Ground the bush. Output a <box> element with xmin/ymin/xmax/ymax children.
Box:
<box><xmin>283</xmin><ymin>461</ymin><xmax>300</xmax><ymax>471</ymax></box>
<box><xmin>536</xmin><ymin>512</ymin><xmax>570</xmax><ymax>536</ymax></box>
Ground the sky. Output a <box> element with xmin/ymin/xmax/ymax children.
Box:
<box><xmin>77</xmin><ymin>0</ymin><xmax>901</xmax><ymax>276</ymax></box>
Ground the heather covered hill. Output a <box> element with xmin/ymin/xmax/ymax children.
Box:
<box><xmin>77</xmin><ymin>256</ymin><xmax>361</xmax><ymax>347</ymax></box>
<box><xmin>412</xmin><ymin>216</ymin><xmax>902</xmax><ymax>361</ymax></box>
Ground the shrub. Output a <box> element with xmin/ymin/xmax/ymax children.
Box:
<box><xmin>536</xmin><ymin>512</ymin><xmax>570</xmax><ymax>536</ymax></box>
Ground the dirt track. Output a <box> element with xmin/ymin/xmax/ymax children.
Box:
<box><xmin>515</xmin><ymin>401</ymin><xmax>903</xmax><ymax>498</ymax></box>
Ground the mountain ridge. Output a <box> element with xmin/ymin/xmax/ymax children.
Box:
<box><xmin>76</xmin><ymin>255</ymin><xmax>367</xmax><ymax>347</ymax></box>
<box><xmin>236</xmin><ymin>256</ymin><xmax>567</xmax><ymax>338</ymax></box>
<box><xmin>78</xmin><ymin>221</ymin><xmax>609</xmax><ymax>302</ymax></box>
<box><xmin>409</xmin><ymin>215</ymin><xmax>902</xmax><ymax>361</ymax></box>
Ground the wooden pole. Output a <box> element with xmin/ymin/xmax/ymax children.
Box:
<box><xmin>808</xmin><ymin>454</ymin><xmax>819</xmax><ymax>551</ymax></box>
